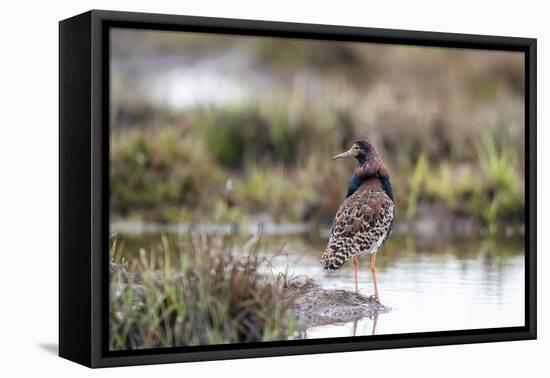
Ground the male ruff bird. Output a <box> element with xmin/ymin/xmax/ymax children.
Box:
<box><xmin>320</xmin><ymin>140</ymin><xmax>395</xmax><ymax>302</ymax></box>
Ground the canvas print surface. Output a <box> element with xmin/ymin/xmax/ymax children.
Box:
<box><xmin>109</xmin><ymin>28</ymin><xmax>525</xmax><ymax>351</ymax></box>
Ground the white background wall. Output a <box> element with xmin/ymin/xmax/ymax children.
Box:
<box><xmin>0</xmin><ymin>1</ymin><xmax>546</xmax><ymax>376</ymax></box>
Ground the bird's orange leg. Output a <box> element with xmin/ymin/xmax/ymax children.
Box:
<box><xmin>371</xmin><ymin>314</ymin><xmax>379</xmax><ymax>335</ymax></box>
<box><xmin>353</xmin><ymin>256</ymin><xmax>359</xmax><ymax>292</ymax></box>
<box><xmin>370</xmin><ymin>254</ymin><xmax>380</xmax><ymax>302</ymax></box>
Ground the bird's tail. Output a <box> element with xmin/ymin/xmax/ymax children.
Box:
<box><xmin>320</xmin><ymin>248</ymin><xmax>332</xmax><ymax>269</ymax></box>
<box><xmin>320</xmin><ymin>248</ymin><xmax>344</xmax><ymax>270</ymax></box>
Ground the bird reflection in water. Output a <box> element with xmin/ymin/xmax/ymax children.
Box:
<box><xmin>352</xmin><ymin>314</ymin><xmax>379</xmax><ymax>337</ymax></box>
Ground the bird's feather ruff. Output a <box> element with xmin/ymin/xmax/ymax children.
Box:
<box><xmin>321</xmin><ymin>178</ymin><xmax>394</xmax><ymax>270</ymax></box>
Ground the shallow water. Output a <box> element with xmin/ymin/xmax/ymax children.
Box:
<box><xmin>268</xmin><ymin>236</ymin><xmax>525</xmax><ymax>338</ymax></box>
<box><xmin>112</xmin><ymin>51</ymin><xmax>326</xmax><ymax>111</ymax></box>
<box><xmin>114</xmin><ymin>230</ymin><xmax>525</xmax><ymax>339</ymax></box>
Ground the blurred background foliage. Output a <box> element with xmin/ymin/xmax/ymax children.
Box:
<box><xmin>110</xmin><ymin>29</ymin><xmax>525</xmax><ymax>234</ymax></box>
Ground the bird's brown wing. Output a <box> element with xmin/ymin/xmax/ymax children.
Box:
<box><xmin>321</xmin><ymin>188</ymin><xmax>394</xmax><ymax>270</ymax></box>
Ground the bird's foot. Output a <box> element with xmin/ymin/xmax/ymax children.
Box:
<box><xmin>355</xmin><ymin>289</ymin><xmax>381</xmax><ymax>304</ymax></box>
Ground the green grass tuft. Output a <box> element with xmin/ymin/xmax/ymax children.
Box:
<box><xmin>109</xmin><ymin>233</ymin><xmax>295</xmax><ymax>350</ymax></box>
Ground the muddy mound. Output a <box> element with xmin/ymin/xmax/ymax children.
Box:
<box><xmin>285</xmin><ymin>276</ymin><xmax>390</xmax><ymax>326</ymax></box>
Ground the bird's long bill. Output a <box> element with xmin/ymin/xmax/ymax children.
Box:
<box><xmin>331</xmin><ymin>149</ymin><xmax>353</xmax><ymax>160</ymax></box>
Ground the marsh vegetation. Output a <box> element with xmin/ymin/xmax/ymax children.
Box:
<box><xmin>109</xmin><ymin>233</ymin><xmax>296</xmax><ymax>350</ymax></box>
<box><xmin>109</xmin><ymin>29</ymin><xmax>525</xmax><ymax>349</ymax></box>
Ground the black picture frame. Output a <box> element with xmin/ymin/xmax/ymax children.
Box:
<box><xmin>59</xmin><ymin>9</ymin><xmax>537</xmax><ymax>368</ymax></box>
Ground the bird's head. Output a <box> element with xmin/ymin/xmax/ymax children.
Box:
<box><xmin>332</xmin><ymin>140</ymin><xmax>377</xmax><ymax>166</ymax></box>
<box><xmin>332</xmin><ymin>139</ymin><xmax>390</xmax><ymax>179</ymax></box>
